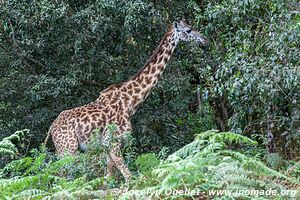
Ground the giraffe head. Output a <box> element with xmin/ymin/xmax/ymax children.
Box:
<box><xmin>173</xmin><ymin>20</ymin><xmax>208</xmax><ymax>46</ymax></box>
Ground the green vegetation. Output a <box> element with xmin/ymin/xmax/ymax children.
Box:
<box><xmin>0</xmin><ymin>0</ymin><xmax>299</xmax><ymax>199</ymax></box>
<box><xmin>0</xmin><ymin>130</ymin><xmax>299</xmax><ymax>199</ymax></box>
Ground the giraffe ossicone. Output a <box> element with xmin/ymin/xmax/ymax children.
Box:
<box><xmin>44</xmin><ymin>20</ymin><xmax>208</xmax><ymax>181</ymax></box>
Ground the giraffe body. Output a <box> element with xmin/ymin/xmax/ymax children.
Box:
<box><xmin>45</xmin><ymin>20</ymin><xmax>208</xmax><ymax>181</ymax></box>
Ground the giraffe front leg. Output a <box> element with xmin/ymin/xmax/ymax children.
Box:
<box><xmin>106</xmin><ymin>155</ymin><xmax>115</xmax><ymax>177</ymax></box>
<box><xmin>108</xmin><ymin>145</ymin><xmax>132</xmax><ymax>182</ymax></box>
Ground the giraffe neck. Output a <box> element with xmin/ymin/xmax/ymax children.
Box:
<box><xmin>126</xmin><ymin>26</ymin><xmax>179</xmax><ymax>116</ymax></box>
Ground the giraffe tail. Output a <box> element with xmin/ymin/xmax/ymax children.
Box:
<box><xmin>43</xmin><ymin>130</ymin><xmax>51</xmax><ymax>147</ymax></box>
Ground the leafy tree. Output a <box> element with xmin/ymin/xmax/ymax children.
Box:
<box><xmin>188</xmin><ymin>0</ymin><xmax>300</xmax><ymax>157</ymax></box>
<box><xmin>0</xmin><ymin>0</ymin><xmax>213</xmax><ymax>156</ymax></box>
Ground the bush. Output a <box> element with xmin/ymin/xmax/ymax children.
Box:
<box><xmin>135</xmin><ymin>153</ymin><xmax>160</xmax><ymax>173</ymax></box>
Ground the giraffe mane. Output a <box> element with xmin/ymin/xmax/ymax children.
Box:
<box><xmin>131</xmin><ymin>26</ymin><xmax>173</xmax><ymax>80</ymax></box>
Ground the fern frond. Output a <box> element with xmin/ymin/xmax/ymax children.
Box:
<box><xmin>12</xmin><ymin>189</ymin><xmax>47</xmax><ymax>199</ymax></box>
<box><xmin>0</xmin><ymin>129</ymin><xmax>29</xmax><ymax>157</ymax></box>
<box><xmin>1</xmin><ymin>157</ymin><xmax>33</xmax><ymax>178</ymax></box>
<box><xmin>196</xmin><ymin>130</ymin><xmax>257</xmax><ymax>146</ymax></box>
<box><xmin>0</xmin><ymin>148</ymin><xmax>15</xmax><ymax>156</ymax></box>
<box><xmin>81</xmin><ymin>177</ymin><xmax>105</xmax><ymax>190</ymax></box>
<box><xmin>214</xmin><ymin>131</ymin><xmax>257</xmax><ymax>146</ymax></box>
<box><xmin>244</xmin><ymin>159</ymin><xmax>288</xmax><ymax>179</ymax></box>
<box><xmin>43</xmin><ymin>155</ymin><xmax>75</xmax><ymax>174</ymax></box>
<box><xmin>168</xmin><ymin>138</ymin><xmax>203</xmax><ymax>159</ymax></box>
<box><xmin>211</xmin><ymin>162</ymin><xmax>252</xmax><ymax>188</ymax></box>
<box><xmin>0</xmin><ymin>141</ymin><xmax>17</xmax><ymax>157</ymax></box>
<box><xmin>0</xmin><ymin>175</ymin><xmax>39</xmax><ymax>192</ymax></box>
<box><xmin>4</xmin><ymin>129</ymin><xmax>29</xmax><ymax>142</ymax></box>
<box><xmin>46</xmin><ymin>190</ymin><xmax>75</xmax><ymax>200</ymax></box>
<box><xmin>219</xmin><ymin>150</ymin><xmax>248</xmax><ymax>161</ymax></box>
<box><xmin>24</xmin><ymin>153</ymin><xmax>46</xmax><ymax>175</ymax></box>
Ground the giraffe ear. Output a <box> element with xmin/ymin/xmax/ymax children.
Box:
<box><xmin>173</xmin><ymin>22</ymin><xmax>178</xmax><ymax>28</ymax></box>
<box><xmin>180</xmin><ymin>18</ymin><xmax>190</xmax><ymax>25</ymax></box>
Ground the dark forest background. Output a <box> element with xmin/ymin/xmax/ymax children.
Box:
<box><xmin>0</xmin><ymin>0</ymin><xmax>299</xmax><ymax>198</ymax></box>
<box><xmin>1</xmin><ymin>0</ymin><xmax>299</xmax><ymax>157</ymax></box>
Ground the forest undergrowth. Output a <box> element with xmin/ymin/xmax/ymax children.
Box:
<box><xmin>1</xmin><ymin>129</ymin><xmax>300</xmax><ymax>199</ymax></box>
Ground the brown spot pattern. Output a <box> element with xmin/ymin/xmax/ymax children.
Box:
<box><xmin>47</xmin><ymin>24</ymin><xmax>178</xmax><ymax>182</ymax></box>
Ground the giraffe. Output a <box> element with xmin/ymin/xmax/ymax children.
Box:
<box><xmin>44</xmin><ymin>20</ymin><xmax>208</xmax><ymax>181</ymax></box>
